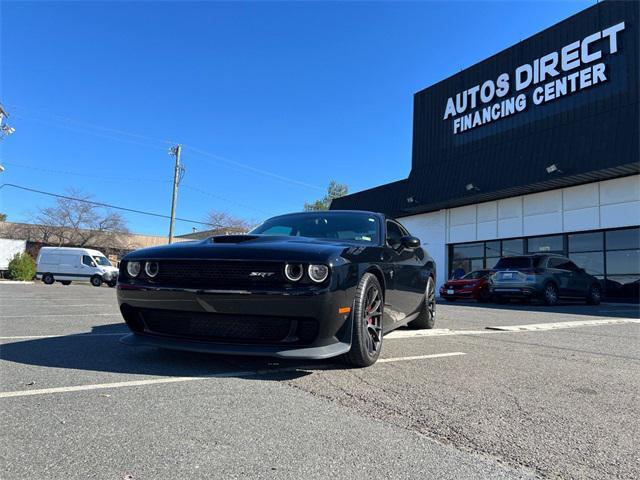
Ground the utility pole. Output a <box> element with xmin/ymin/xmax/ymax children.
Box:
<box><xmin>168</xmin><ymin>144</ymin><xmax>184</xmax><ymax>243</ymax></box>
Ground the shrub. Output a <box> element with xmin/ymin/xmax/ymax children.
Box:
<box><xmin>8</xmin><ymin>252</ymin><xmax>36</xmax><ymax>281</ymax></box>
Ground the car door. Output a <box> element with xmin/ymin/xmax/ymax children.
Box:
<box><xmin>563</xmin><ymin>260</ymin><xmax>591</xmax><ymax>296</ymax></box>
<box><xmin>81</xmin><ymin>254</ymin><xmax>97</xmax><ymax>280</ymax></box>
<box><xmin>382</xmin><ymin>220</ymin><xmax>425</xmax><ymax>323</ymax></box>
<box><xmin>547</xmin><ymin>257</ymin><xmax>574</xmax><ymax>296</ymax></box>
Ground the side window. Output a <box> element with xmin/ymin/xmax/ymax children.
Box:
<box><xmin>82</xmin><ymin>255</ymin><xmax>95</xmax><ymax>267</ymax></box>
<box><xmin>386</xmin><ymin>221</ymin><xmax>403</xmax><ymax>248</ymax></box>
<box><xmin>547</xmin><ymin>258</ymin><xmax>561</xmax><ymax>269</ymax></box>
<box><xmin>549</xmin><ymin>257</ymin><xmax>574</xmax><ymax>270</ymax></box>
<box><xmin>564</xmin><ymin>261</ymin><xmax>581</xmax><ymax>272</ymax></box>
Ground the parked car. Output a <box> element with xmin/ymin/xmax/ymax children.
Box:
<box><xmin>440</xmin><ymin>269</ymin><xmax>494</xmax><ymax>302</ymax></box>
<box><xmin>36</xmin><ymin>247</ymin><xmax>119</xmax><ymax>287</ymax></box>
<box><xmin>117</xmin><ymin>210</ymin><xmax>437</xmax><ymax>367</ymax></box>
<box><xmin>489</xmin><ymin>254</ymin><xmax>602</xmax><ymax>305</ymax></box>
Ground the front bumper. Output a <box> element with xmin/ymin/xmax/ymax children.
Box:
<box><xmin>116</xmin><ymin>282</ymin><xmax>354</xmax><ymax>360</ymax></box>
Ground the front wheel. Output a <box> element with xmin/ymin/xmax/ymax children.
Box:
<box><xmin>477</xmin><ymin>287</ymin><xmax>491</xmax><ymax>303</ymax></box>
<box><xmin>408</xmin><ymin>276</ymin><xmax>436</xmax><ymax>329</ymax></box>
<box><xmin>344</xmin><ymin>273</ymin><xmax>384</xmax><ymax>368</ymax></box>
<box><xmin>90</xmin><ymin>276</ymin><xmax>103</xmax><ymax>287</ymax></box>
<box><xmin>107</xmin><ymin>279</ymin><xmax>117</xmax><ymax>288</ymax></box>
<box><xmin>586</xmin><ymin>284</ymin><xmax>601</xmax><ymax>305</ymax></box>
<box><xmin>42</xmin><ymin>273</ymin><xmax>54</xmax><ymax>285</ymax></box>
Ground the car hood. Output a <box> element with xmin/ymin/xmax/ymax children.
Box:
<box><xmin>123</xmin><ymin>235</ymin><xmax>365</xmax><ymax>263</ymax></box>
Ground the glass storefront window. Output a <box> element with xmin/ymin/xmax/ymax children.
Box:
<box><xmin>569</xmin><ymin>252</ymin><xmax>604</xmax><ymax>276</ymax></box>
<box><xmin>568</xmin><ymin>232</ymin><xmax>603</xmax><ymax>252</ymax></box>
<box><xmin>502</xmin><ymin>239</ymin><xmax>523</xmax><ymax>256</ymax></box>
<box><xmin>606</xmin><ymin>228</ymin><xmax>640</xmax><ymax>251</ymax></box>
<box><xmin>527</xmin><ymin>235</ymin><xmax>563</xmax><ymax>253</ymax></box>
<box><xmin>453</xmin><ymin>243</ymin><xmax>484</xmax><ymax>259</ymax></box>
<box><xmin>605</xmin><ymin>275</ymin><xmax>640</xmax><ymax>300</ymax></box>
<box><xmin>606</xmin><ymin>250</ymin><xmax>640</xmax><ymax>275</ymax></box>
<box><xmin>485</xmin><ymin>241</ymin><xmax>500</xmax><ymax>257</ymax></box>
<box><xmin>486</xmin><ymin>257</ymin><xmax>500</xmax><ymax>269</ymax></box>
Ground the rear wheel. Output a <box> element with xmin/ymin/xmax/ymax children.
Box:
<box><xmin>409</xmin><ymin>276</ymin><xmax>436</xmax><ymax>329</ymax></box>
<box><xmin>42</xmin><ymin>273</ymin><xmax>54</xmax><ymax>285</ymax></box>
<box><xmin>107</xmin><ymin>279</ymin><xmax>117</xmax><ymax>288</ymax></box>
<box><xmin>90</xmin><ymin>275</ymin><xmax>103</xmax><ymax>287</ymax></box>
<box><xmin>543</xmin><ymin>283</ymin><xmax>559</xmax><ymax>306</ymax></box>
<box><xmin>60</xmin><ymin>281</ymin><xmax>71</xmax><ymax>286</ymax></box>
<box><xmin>344</xmin><ymin>273</ymin><xmax>383</xmax><ymax>367</ymax></box>
<box><xmin>586</xmin><ymin>284</ymin><xmax>601</xmax><ymax>305</ymax></box>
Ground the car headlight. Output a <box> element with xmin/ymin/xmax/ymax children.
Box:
<box><xmin>308</xmin><ymin>264</ymin><xmax>329</xmax><ymax>283</ymax></box>
<box><xmin>284</xmin><ymin>263</ymin><xmax>304</xmax><ymax>282</ymax></box>
<box><xmin>145</xmin><ymin>261</ymin><xmax>159</xmax><ymax>278</ymax></box>
<box><xmin>126</xmin><ymin>261</ymin><xmax>141</xmax><ymax>277</ymax></box>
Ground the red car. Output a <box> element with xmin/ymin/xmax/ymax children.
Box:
<box><xmin>440</xmin><ymin>269</ymin><xmax>494</xmax><ymax>302</ymax></box>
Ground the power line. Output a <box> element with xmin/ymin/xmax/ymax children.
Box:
<box><xmin>10</xmin><ymin>105</ymin><xmax>324</xmax><ymax>191</ymax></box>
<box><xmin>2</xmin><ymin>161</ymin><xmax>273</xmax><ymax>215</ymax></box>
<box><xmin>0</xmin><ymin>183</ymin><xmax>225</xmax><ymax>228</ymax></box>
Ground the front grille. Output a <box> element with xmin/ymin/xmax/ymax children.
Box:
<box><xmin>153</xmin><ymin>260</ymin><xmax>284</xmax><ymax>289</ymax></box>
<box><xmin>137</xmin><ymin>308</ymin><xmax>318</xmax><ymax>345</ymax></box>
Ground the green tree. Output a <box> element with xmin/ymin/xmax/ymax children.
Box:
<box><xmin>8</xmin><ymin>252</ymin><xmax>36</xmax><ymax>281</ymax></box>
<box><xmin>0</xmin><ymin>213</ymin><xmax>7</xmax><ymax>222</ymax></box>
<box><xmin>304</xmin><ymin>180</ymin><xmax>348</xmax><ymax>211</ymax></box>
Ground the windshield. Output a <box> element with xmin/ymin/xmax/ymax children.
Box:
<box><xmin>92</xmin><ymin>256</ymin><xmax>112</xmax><ymax>267</ymax></box>
<box><xmin>250</xmin><ymin>212</ymin><xmax>380</xmax><ymax>245</ymax></box>
<box><xmin>462</xmin><ymin>270</ymin><xmax>491</xmax><ymax>280</ymax></box>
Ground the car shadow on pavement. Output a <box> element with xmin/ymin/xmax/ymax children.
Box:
<box><xmin>437</xmin><ymin>298</ymin><xmax>640</xmax><ymax>319</ymax></box>
<box><xmin>0</xmin><ymin>324</ymin><xmax>345</xmax><ymax>381</ymax></box>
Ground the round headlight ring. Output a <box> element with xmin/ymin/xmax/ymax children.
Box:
<box><xmin>284</xmin><ymin>263</ymin><xmax>304</xmax><ymax>282</ymax></box>
<box><xmin>126</xmin><ymin>261</ymin><xmax>141</xmax><ymax>278</ymax></box>
<box><xmin>308</xmin><ymin>264</ymin><xmax>329</xmax><ymax>283</ymax></box>
<box><xmin>145</xmin><ymin>261</ymin><xmax>159</xmax><ymax>278</ymax></box>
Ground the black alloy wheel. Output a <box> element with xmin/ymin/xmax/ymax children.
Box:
<box><xmin>90</xmin><ymin>276</ymin><xmax>103</xmax><ymax>287</ymax></box>
<box><xmin>345</xmin><ymin>273</ymin><xmax>383</xmax><ymax>367</ymax></box>
<box><xmin>587</xmin><ymin>284</ymin><xmax>602</xmax><ymax>305</ymax></box>
<box><xmin>42</xmin><ymin>273</ymin><xmax>54</xmax><ymax>285</ymax></box>
<box><xmin>543</xmin><ymin>283</ymin><xmax>559</xmax><ymax>306</ymax></box>
<box><xmin>478</xmin><ymin>287</ymin><xmax>491</xmax><ymax>303</ymax></box>
<box><xmin>409</xmin><ymin>276</ymin><xmax>436</xmax><ymax>329</ymax></box>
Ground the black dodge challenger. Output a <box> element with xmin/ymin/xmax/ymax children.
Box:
<box><xmin>117</xmin><ymin>211</ymin><xmax>436</xmax><ymax>366</ymax></box>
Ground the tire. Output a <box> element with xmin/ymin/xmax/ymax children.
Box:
<box><xmin>586</xmin><ymin>284</ymin><xmax>601</xmax><ymax>305</ymax></box>
<box><xmin>344</xmin><ymin>273</ymin><xmax>384</xmax><ymax>368</ymax></box>
<box><xmin>477</xmin><ymin>287</ymin><xmax>491</xmax><ymax>303</ymax></box>
<box><xmin>42</xmin><ymin>273</ymin><xmax>54</xmax><ymax>285</ymax></box>
<box><xmin>543</xmin><ymin>283</ymin><xmax>559</xmax><ymax>306</ymax></box>
<box><xmin>444</xmin><ymin>298</ymin><xmax>456</xmax><ymax>302</ymax></box>
<box><xmin>90</xmin><ymin>275</ymin><xmax>103</xmax><ymax>287</ymax></box>
<box><xmin>61</xmin><ymin>281</ymin><xmax>71</xmax><ymax>286</ymax></box>
<box><xmin>409</xmin><ymin>276</ymin><xmax>436</xmax><ymax>329</ymax></box>
<box><xmin>107</xmin><ymin>279</ymin><xmax>117</xmax><ymax>288</ymax></box>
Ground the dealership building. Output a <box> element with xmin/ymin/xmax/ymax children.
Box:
<box><xmin>332</xmin><ymin>1</ymin><xmax>639</xmax><ymax>301</ymax></box>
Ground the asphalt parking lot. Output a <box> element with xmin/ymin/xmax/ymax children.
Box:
<box><xmin>1</xmin><ymin>283</ymin><xmax>638</xmax><ymax>479</ymax></box>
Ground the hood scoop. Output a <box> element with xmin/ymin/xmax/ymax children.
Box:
<box><xmin>208</xmin><ymin>235</ymin><xmax>260</xmax><ymax>244</ymax></box>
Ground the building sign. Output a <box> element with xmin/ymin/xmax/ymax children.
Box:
<box><xmin>443</xmin><ymin>22</ymin><xmax>626</xmax><ymax>134</ymax></box>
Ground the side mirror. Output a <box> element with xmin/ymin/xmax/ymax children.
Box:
<box><xmin>401</xmin><ymin>235</ymin><xmax>421</xmax><ymax>249</ymax></box>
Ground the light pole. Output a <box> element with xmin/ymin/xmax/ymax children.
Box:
<box><xmin>167</xmin><ymin>145</ymin><xmax>185</xmax><ymax>243</ymax></box>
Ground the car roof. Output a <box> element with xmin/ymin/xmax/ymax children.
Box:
<box><xmin>266</xmin><ymin>210</ymin><xmax>386</xmax><ymax>220</ymax></box>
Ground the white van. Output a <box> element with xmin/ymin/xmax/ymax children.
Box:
<box><xmin>36</xmin><ymin>247</ymin><xmax>120</xmax><ymax>287</ymax></box>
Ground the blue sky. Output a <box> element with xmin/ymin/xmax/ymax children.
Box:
<box><xmin>0</xmin><ymin>0</ymin><xmax>592</xmax><ymax>236</ymax></box>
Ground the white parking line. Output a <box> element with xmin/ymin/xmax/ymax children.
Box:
<box><xmin>386</xmin><ymin>329</ymin><xmax>487</xmax><ymax>339</ymax></box>
<box><xmin>1</xmin><ymin>304</ymin><xmax>115</xmax><ymax>308</ymax></box>
<box><xmin>485</xmin><ymin>318</ymin><xmax>640</xmax><ymax>331</ymax></box>
<box><xmin>378</xmin><ymin>352</ymin><xmax>465</xmax><ymax>363</ymax></box>
<box><xmin>0</xmin><ymin>352</ymin><xmax>466</xmax><ymax>398</ymax></box>
<box><xmin>0</xmin><ymin>313</ymin><xmax>120</xmax><ymax>319</ymax></box>
<box><xmin>0</xmin><ymin>333</ymin><xmax>124</xmax><ymax>340</ymax></box>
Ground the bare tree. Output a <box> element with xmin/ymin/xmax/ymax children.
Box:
<box><xmin>204</xmin><ymin>211</ymin><xmax>252</xmax><ymax>234</ymax></box>
<box><xmin>34</xmin><ymin>188</ymin><xmax>130</xmax><ymax>250</ymax></box>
